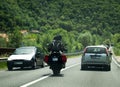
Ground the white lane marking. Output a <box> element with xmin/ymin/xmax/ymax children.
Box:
<box><xmin>61</xmin><ymin>63</ymin><xmax>80</xmax><ymax>71</ymax></box>
<box><xmin>20</xmin><ymin>63</ymin><xmax>80</xmax><ymax>87</ymax></box>
<box><xmin>112</xmin><ymin>57</ymin><xmax>120</xmax><ymax>67</ymax></box>
<box><xmin>0</xmin><ymin>70</ymin><xmax>6</xmax><ymax>73</ymax></box>
<box><xmin>20</xmin><ymin>75</ymin><xmax>50</xmax><ymax>87</ymax></box>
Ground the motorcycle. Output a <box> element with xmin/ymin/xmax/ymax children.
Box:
<box><xmin>44</xmin><ymin>52</ymin><xmax>67</xmax><ymax>75</ymax></box>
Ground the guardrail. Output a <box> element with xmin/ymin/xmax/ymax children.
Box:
<box><xmin>0</xmin><ymin>58</ymin><xmax>7</xmax><ymax>62</ymax></box>
<box><xmin>0</xmin><ymin>47</ymin><xmax>16</xmax><ymax>55</ymax></box>
<box><xmin>65</xmin><ymin>52</ymin><xmax>82</xmax><ymax>56</ymax></box>
<box><xmin>0</xmin><ymin>52</ymin><xmax>83</xmax><ymax>62</ymax></box>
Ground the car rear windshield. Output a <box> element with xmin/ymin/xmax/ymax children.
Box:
<box><xmin>85</xmin><ymin>47</ymin><xmax>106</xmax><ymax>53</ymax></box>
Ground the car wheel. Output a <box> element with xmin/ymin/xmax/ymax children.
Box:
<box><xmin>107</xmin><ymin>65</ymin><xmax>111</xmax><ymax>71</ymax></box>
<box><xmin>81</xmin><ymin>64</ymin><xmax>87</xmax><ymax>70</ymax></box>
<box><xmin>32</xmin><ymin>60</ymin><xmax>37</xmax><ymax>69</ymax></box>
<box><xmin>41</xmin><ymin>62</ymin><xmax>45</xmax><ymax>68</ymax></box>
<box><xmin>8</xmin><ymin>65</ymin><xmax>13</xmax><ymax>71</ymax></box>
<box><xmin>104</xmin><ymin>65</ymin><xmax>111</xmax><ymax>71</ymax></box>
<box><xmin>21</xmin><ymin>67</ymin><xmax>24</xmax><ymax>70</ymax></box>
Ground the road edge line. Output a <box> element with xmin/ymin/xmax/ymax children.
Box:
<box><xmin>112</xmin><ymin>57</ymin><xmax>120</xmax><ymax>67</ymax></box>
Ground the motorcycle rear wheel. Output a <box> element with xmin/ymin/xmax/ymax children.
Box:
<box><xmin>53</xmin><ymin>69</ymin><xmax>60</xmax><ymax>75</ymax></box>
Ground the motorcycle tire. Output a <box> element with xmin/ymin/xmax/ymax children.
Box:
<box><xmin>53</xmin><ymin>69</ymin><xmax>60</xmax><ymax>75</ymax></box>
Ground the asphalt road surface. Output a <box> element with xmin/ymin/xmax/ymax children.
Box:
<box><xmin>0</xmin><ymin>56</ymin><xmax>120</xmax><ymax>87</ymax></box>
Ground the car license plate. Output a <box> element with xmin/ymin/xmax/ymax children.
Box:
<box><xmin>91</xmin><ymin>57</ymin><xmax>100</xmax><ymax>59</ymax></box>
<box><xmin>91</xmin><ymin>55</ymin><xmax>100</xmax><ymax>59</ymax></box>
<box><xmin>14</xmin><ymin>62</ymin><xmax>23</xmax><ymax>65</ymax></box>
<box><xmin>52</xmin><ymin>58</ymin><xmax>58</xmax><ymax>61</ymax></box>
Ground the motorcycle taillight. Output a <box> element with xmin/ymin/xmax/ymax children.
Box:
<box><xmin>61</xmin><ymin>55</ymin><xmax>67</xmax><ymax>63</ymax></box>
<box><xmin>44</xmin><ymin>55</ymin><xmax>49</xmax><ymax>63</ymax></box>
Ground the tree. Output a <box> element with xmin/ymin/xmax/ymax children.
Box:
<box><xmin>8</xmin><ymin>29</ymin><xmax>23</xmax><ymax>48</ymax></box>
<box><xmin>112</xmin><ymin>33</ymin><xmax>120</xmax><ymax>55</ymax></box>
<box><xmin>78</xmin><ymin>31</ymin><xmax>93</xmax><ymax>48</ymax></box>
<box><xmin>0</xmin><ymin>37</ymin><xmax>7</xmax><ymax>47</ymax></box>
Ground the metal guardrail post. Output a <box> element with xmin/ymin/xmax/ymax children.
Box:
<box><xmin>0</xmin><ymin>58</ymin><xmax>7</xmax><ymax>62</ymax></box>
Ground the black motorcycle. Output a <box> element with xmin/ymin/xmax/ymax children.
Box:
<box><xmin>44</xmin><ymin>52</ymin><xmax>67</xmax><ymax>75</ymax></box>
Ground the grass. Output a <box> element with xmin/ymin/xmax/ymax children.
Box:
<box><xmin>114</xmin><ymin>47</ymin><xmax>120</xmax><ymax>56</ymax></box>
<box><xmin>0</xmin><ymin>62</ymin><xmax>7</xmax><ymax>70</ymax></box>
<box><xmin>0</xmin><ymin>53</ymin><xmax>9</xmax><ymax>70</ymax></box>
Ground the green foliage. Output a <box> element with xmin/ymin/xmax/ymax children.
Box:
<box><xmin>0</xmin><ymin>37</ymin><xmax>7</xmax><ymax>47</ymax></box>
<box><xmin>77</xmin><ymin>31</ymin><xmax>93</xmax><ymax>48</ymax></box>
<box><xmin>0</xmin><ymin>62</ymin><xmax>7</xmax><ymax>70</ymax></box>
<box><xmin>0</xmin><ymin>0</ymin><xmax>120</xmax><ymax>55</ymax></box>
<box><xmin>21</xmin><ymin>29</ymin><xmax>83</xmax><ymax>53</ymax></box>
<box><xmin>103</xmin><ymin>39</ymin><xmax>111</xmax><ymax>45</ymax></box>
<box><xmin>113</xmin><ymin>47</ymin><xmax>120</xmax><ymax>56</ymax></box>
<box><xmin>0</xmin><ymin>0</ymin><xmax>120</xmax><ymax>34</ymax></box>
<box><xmin>112</xmin><ymin>34</ymin><xmax>120</xmax><ymax>55</ymax></box>
<box><xmin>8</xmin><ymin>29</ymin><xmax>23</xmax><ymax>48</ymax></box>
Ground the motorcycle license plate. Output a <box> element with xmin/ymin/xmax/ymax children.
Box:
<box><xmin>52</xmin><ymin>57</ymin><xmax>58</xmax><ymax>61</ymax></box>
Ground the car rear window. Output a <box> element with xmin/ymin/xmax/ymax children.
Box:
<box><xmin>85</xmin><ymin>47</ymin><xmax>106</xmax><ymax>53</ymax></box>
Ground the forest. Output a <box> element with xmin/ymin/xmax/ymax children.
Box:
<box><xmin>0</xmin><ymin>0</ymin><xmax>120</xmax><ymax>55</ymax></box>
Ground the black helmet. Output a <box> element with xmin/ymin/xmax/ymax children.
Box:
<box><xmin>53</xmin><ymin>35</ymin><xmax>62</xmax><ymax>40</ymax></box>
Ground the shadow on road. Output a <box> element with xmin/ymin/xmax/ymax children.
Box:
<box><xmin>6</xmin><ymin>66</ymin><xmax>45</xmax><ymax>71</ymax></box>
<box><xmin>50</xmin><ymin>74</ymin><xmax>64</xmax><ymax>77</ymax></box>
<box><xmin>42</xmin><ymin>73</ymin><xmax>64</xmax><ymax>77</ymax></box>
<box><xmin>80</xmin><ymin>67</ymin><xmax>110</xmax><ymax>72</ymax></box>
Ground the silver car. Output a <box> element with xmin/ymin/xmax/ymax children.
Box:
<box><xmin>7</xmin><ymin>46</ymin><xmax>45</xmax><ymax>70</ymax></box>
<box><xmin>81</xmin><ymin>45</ymin><xmax>112</xmax><ymax>71</ymax></box>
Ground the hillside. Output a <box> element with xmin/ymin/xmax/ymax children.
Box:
<box><xmin>0</xmin><ymin>0</ymin><xmax>120</xmax><ymax>34</ymax></box>
<box><xmin>0</xmin><ymin>0</ymin><xmax>120</xmax><ymax>55</ymax></box>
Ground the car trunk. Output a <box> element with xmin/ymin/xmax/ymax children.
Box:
<box><xmin>83</xmin><ymin>53</ymin><xmax>108</xmax><ymax>63</ymax></box>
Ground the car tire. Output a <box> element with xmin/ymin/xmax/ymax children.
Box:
<box><xmin>104</xmin><ymin>65</ymin><xmax>111</xmax><ymax>71</ymax></box>
<box><xmin>8</xmin><ymin>65</ymin><xmax>13</xmax><ymax>71</ymax></box>
<box><xmin>21</xmin><ymin>67</ymin><xmax>24</xmax><ymax>70</ymax></box>
<box><xmin>81</xmin><ymin>64</ymin><xmax>87</xmax><ymax>70</ymax></box>
<box><xmin>107</xmin><ymin>65</ymin><xmax>111</xmax><ymax>71</ymax></box>
<box><xmin>32</xmin><ymin>60</ymin><xmax>37</xmax><ymax>69</ymax></box>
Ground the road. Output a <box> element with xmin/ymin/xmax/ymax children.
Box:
<box><xmin>0</xmin><ymin>56</ymin><xmax>120</xmax><ymax>87</ymax></box>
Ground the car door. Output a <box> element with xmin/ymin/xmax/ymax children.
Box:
<box><xmin>35</xmin><ymin>48</ymin><xmax>44</xmax><ymax>66</ymax></box>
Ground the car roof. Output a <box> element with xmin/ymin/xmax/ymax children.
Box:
<box><xmin>86</xmin><ymin>45</ymin><xmax>107</xmax><ymax>48</ymax></box>
<box><xmin>17</xmin><ymin>46</ymin><xmax>37</xmax><ymax>50</ymax></box>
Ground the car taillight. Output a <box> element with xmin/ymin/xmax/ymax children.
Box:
<box><xmin>44</xmin><ymin>55</ymin><xmax>49</xmax><ymax>63</ymax></box>
<box><xmin>61</xmin><ymin>54</ymin><xmax>67</xmax><ymax>63</ymax></box>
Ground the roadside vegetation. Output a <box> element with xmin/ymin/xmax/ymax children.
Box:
<box><xmin>0</xmin><ymin>62</ymin><xmax>7</xmax><ymax>70</ymax></box>
<box><xmin>0</xmin><ymin>0</ymin><xmax>120</xmax><ymax>56</ymax></box>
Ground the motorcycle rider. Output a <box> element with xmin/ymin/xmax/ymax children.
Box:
<box><xmin>47</xmin><ymin>35</ymin><xmax>66</xmax><ymax>53</ymax></box>
<box><xmin>47</xmin><ymin>35</ymin><xmax>67</xmax><ymax>68</ymax></box>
